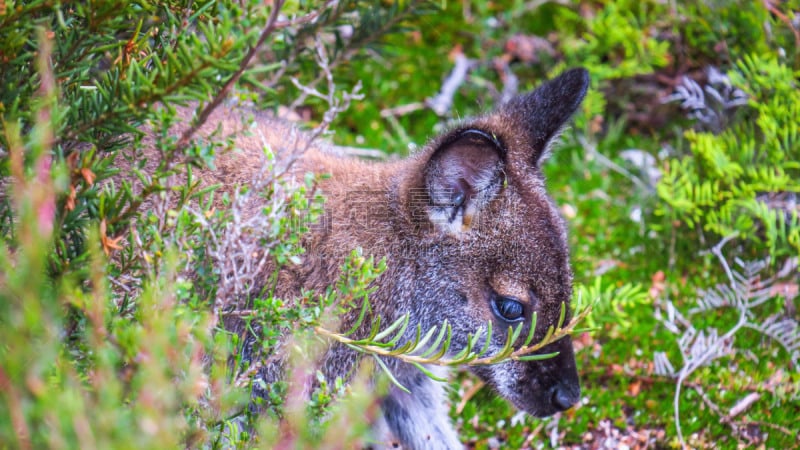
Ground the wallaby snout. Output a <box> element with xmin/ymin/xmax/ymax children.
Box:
<box><xmin>471</xmin><ymin>333</ymin><xmax>580</xmax><ymax>418</ymax></box>
<box><xmin>551</xmin><ymin>379</ymin><xmax>580</xmax><ymax>412</ymax></box>
<box><xmin>539</xmin><ymin>336</ymin><xmax>581</xmax><ymax>415</ymax></box>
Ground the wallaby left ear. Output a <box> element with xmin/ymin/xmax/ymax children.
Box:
<box><xmin>424</xmin><ymin>130</ymin><xmax>505</xmax><ymax>235</ymax></box>
<box><xmin>502</xmin><ymin>68</ymin><xmax>590</xmax><ymax>165</ymax></box>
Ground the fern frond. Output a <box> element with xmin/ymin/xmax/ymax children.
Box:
<box><xmin>745</xmin><ymin>315</ymin><xmax>800</xmax><ymax>367</ymax></box>
<box><xmin>653</xmin><ymin>351</ymin><xmax>676</xmax><ymax>377</ymax></box>
<box><xmin>690</xmin><ymin>259</ymin><xmax>772</xmax><ymax>313</ymax></box>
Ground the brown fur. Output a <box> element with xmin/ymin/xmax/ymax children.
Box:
<box><xmin>123</xmin><ymin>69</ymin><xmax>590</xmax><ymax>449</ymax></box>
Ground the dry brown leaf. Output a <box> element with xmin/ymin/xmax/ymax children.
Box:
<box><xmin>66</xmin><ymin>150</ymin><xmax>80</xmax><ymax>169</ymax></box>
<box><xmin>65</xmin><ymin>185</ymin><xmax>76</xmax><ymax>212</ymax></box>
<box><xmin>80</xmin><ymin>167</ymin><xmax>96</xmax><ymax>185</ymax></box>
<box><xmin>99</xmin><ymin>219</ymin><xmax>123</xmax><ymax>256</ymax></box>
<box><xmin>649</xmin><ymin>270</ymin><xmax>666</xmax><ymax>299</ymax></box>
<box><xmin>503</xmin><ymin>34</ymin><xmax>555</xmax><ymax>63</ymax></box>
<box><xmin>627</xmin><ymin>379</ymin><xmax>642</xmax><ymax>396</ymax></box>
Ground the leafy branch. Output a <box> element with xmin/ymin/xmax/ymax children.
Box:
<box><xmin>315</xmin><ymin>300</ymin><xmax>592</xmax><ymax>391</ymax></box>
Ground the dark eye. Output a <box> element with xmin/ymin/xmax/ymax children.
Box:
<box><xmin>492</xmin><ymin>295</ymin><xmax>525</xmax><ymax>322</ymax></box>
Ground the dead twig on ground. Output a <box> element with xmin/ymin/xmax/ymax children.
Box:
<box><xmin>427</xmin><ymin>53</ymin><xmax>474</xmax><ymax>116</ymax></box>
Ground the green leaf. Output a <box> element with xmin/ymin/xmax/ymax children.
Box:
<box><xmin>515</xmin><ymin>351</ymin><xmax>560</xmax><ymax>362</ymax></box>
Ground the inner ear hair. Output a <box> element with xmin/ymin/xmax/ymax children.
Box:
<box><xmin>424</xmin><ymin>129</ymin><xmax>505</xmax><ymax>235</ymax></box>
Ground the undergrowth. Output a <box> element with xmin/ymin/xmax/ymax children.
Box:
<box><xmin>2</xmin><ymin>0</ymin><xmax>799</xmax><ymax>448</ymax></box>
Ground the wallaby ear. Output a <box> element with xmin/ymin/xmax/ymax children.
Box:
<box><xmin>502</xmin><ymin>68</ymin><xmax>589</xmax><ymax>165</ymax></box>
<box><xmin>424</xmin><ymin>130</ymin><xmax>505</xmax><ymax>235</ymax></box>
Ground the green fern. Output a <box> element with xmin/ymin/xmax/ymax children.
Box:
<box><xmin>656</xmin><ymin>54</ymin><xmax>800</xmax><ymax>258</ymax></box>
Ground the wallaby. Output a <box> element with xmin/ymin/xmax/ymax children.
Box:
<box><xmin>130</xmin><ymin>68</ymin><xmax>589</xmax><ymax>449</ymax></box>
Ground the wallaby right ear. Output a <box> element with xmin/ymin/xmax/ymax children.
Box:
<box><xmin>502</xmin><ymin>68</ymin><xmax>589</xmax><ymax>165</ymax></box>
<box><xmin>424</xmin><ymin>130</ymin><xmax>505</xmax><ymax>236</ymax></box>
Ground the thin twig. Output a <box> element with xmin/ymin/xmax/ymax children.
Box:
<box><xmin>578</xmin><ymin>136</ymin><xmax>652</xmax><ymax>193</ymax></box>
<box><xmin>764</xmin><ymin>0</ymin><xmax>800</xmax><ymax>50</ymax></box>
<box><xmin>738</xmin><ymin>419</ymin><xmax>798</xmax><ymax>439</ymax></box>
<box><xmin>282</xmin><ymin>1</ymin><xmax>418</xmax><ymax>110</ymax></box>
<box><xmin>427</xmin><ymin>53</ymin><xmax>474</xmax><ymax>116</ymax></box>
<box><xmin>380</xmin><ymin>102</ymin><xmax>426</xmax><ymax>118</ymax></box>
<box><xmin>692</xmin><ymin>384</ymin><xmax>738</xmax><ymax>435</ymax></box>
<box><xmin>274</xmin><ymin>0</ymin><xmax>338</xmax><ymax>29</ymax></box>
<box><xmin>330</xmin><ymin>145</ymin><xmax>388</xmax><ymax>159</ymax></box>
<box><xmin>175</xmin><ymin>0</ymin><xmax>286</xmax><ymax>152</ymax></box>
<box><xmin>727</xmin><ymin>392</ymin><xmax>761</xmax><ymax>419</ymax></box>
<box><xmin>455</xmin><ymin>379</ymin><xmax>485</xmax><ymax>414</ymax></box>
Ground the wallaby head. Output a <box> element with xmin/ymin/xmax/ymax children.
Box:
<box><xmin>380</xmin><ymin>68</ymin><xmax>589</xmax><ymax>418</ymax></box>
<box><xmin>298</xmin><ymin>70</ymin><xmax>590</xmax><ymax>448</ymax></box>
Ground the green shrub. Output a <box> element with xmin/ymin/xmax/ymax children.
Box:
<box><xmin>0</xmin><ymin>1</ymin><xmax>421</xmax><ymax>447</ymax></box>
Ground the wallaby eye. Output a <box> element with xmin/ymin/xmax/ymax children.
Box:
<box><xmin>492</xmin><ymin>295</ymin><xmax>525</xmax><ymax>322</ymax></box>
<box><xmin>451</xmin><ymin>190</ymin><xmax>466</xmax><ymax>207</ymax></box>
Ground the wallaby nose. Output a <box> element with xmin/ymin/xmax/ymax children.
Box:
<box><xmin>551</xmin><ymin>384</ymin><xmax>579</xmax><ymax>411</ymax></box>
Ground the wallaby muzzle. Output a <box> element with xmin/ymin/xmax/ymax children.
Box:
<box><xmin>470</xmin><ymin>334</ymin><xmax>580</xmax><ymax>418</ymax></box>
